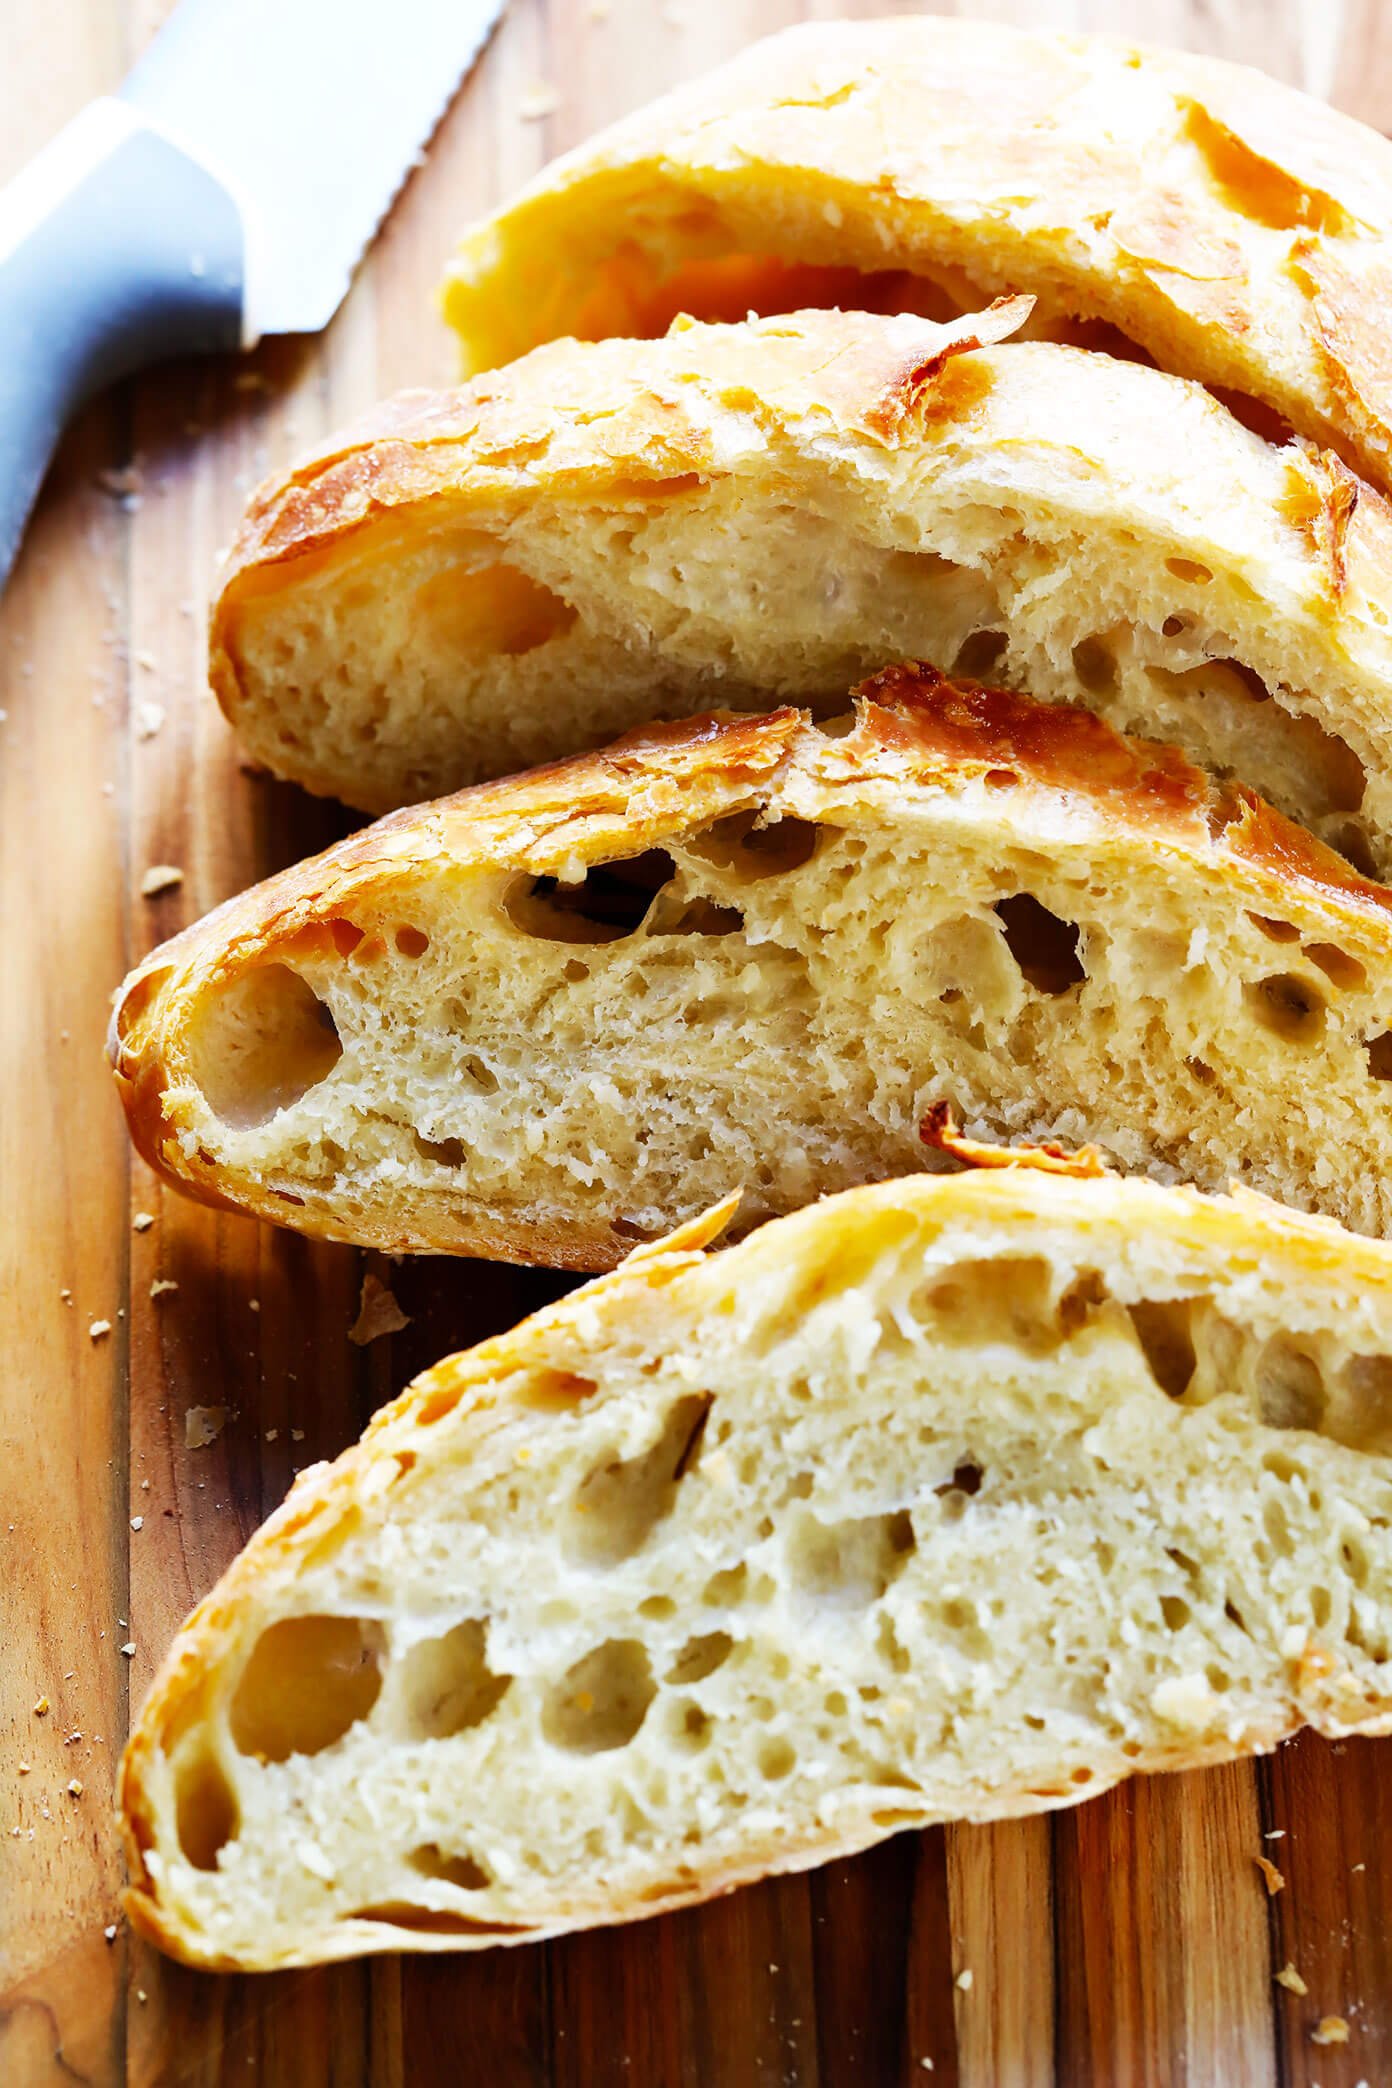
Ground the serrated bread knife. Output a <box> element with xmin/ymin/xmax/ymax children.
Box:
<box><xmin>0</xmin><ymin>0</ymin><xmax>506</xmax><ymax>589</ymax></box>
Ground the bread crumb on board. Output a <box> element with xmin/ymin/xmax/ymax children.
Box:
<box><xmin>1275</xmin><ymin>1962</ymin><xmax>1308</xmax><ymax>1995</ymax></box>
<box><xmin>1254</xmin><ymin>1854</ymin><xmax>1286</xmax><ymax>1895</ymax></box>
<box><xmin>518</xmin><ymin>84</ymin><xmax>560</xmax><ymax>119</ymax></box>
<box><xmin>132</xmin><ymin>1212</ymin><xmax>155</xmax><ymax>1232</ymax></box>
<box><xmin>149</xmin><ymin>1278</ymin><xmax>178</xmax><ymax>1299</ymax></box>
<box><xmin>185</xmin><ymin>1405</ymin><xmax>228</xmax><ymax>1449</ymax></box>
<box><xmin>140</xmin><ymin>864</ymin><xmax>183</xmax><ymax>898</ymax></box>
<box><xmin>88</xmin><ymin>1320</ymin><xmax>111</xmax><ymax>1342</ymax></box>
<box><xmin>134</xmin><ymin>700</ymin><xmax>164</xmax><ymax>740</ymax></box>
<box><xmin>955</xmin><ymin>1969</ymin><xmax>973</xmax><ymax>1992</ymax></box>
<box><xmin>1311</xmin><ymin>2015</ymin><xmax>1350</xmax><ymax>2045</ymax></box>
<box><xmin>349</xmin><ymin>1272</ymin><xmax>411</xmax><ymax>1346</ymax></box>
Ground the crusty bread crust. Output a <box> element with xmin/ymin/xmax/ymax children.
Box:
<box><xmin>439</xmin><ymin>18</ymin><xmax>1392</xmax><ymax>495</ymax></box>
<box><xmin>119</xmin><ymin>1166</ymin><xmax>1392</xmax><ymax>1970</ymax></box>
<box><xmin>109</xmin><ymin>668</ymin><xmax>1392</xmax><ymax>1264</ymax></box>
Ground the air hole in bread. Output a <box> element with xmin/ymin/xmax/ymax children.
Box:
<box><xmin>935</xmin><ymin>1460</ymin><xmax>984</xmax><ymax>1498</ymax></box>
<box><xmin>922</xmin><ymin>1256</ymin><xmax>1058</xmax><ymax>1352</ymax></box>
<box><xmin>670</xmin><ymin>1698</ymin><xmax>713</xmax><ymax>1751</ymax></box>
<box><xmin>1365</xmin><ymin>1031</ymin><xmax>1392</xmax><ymax>1081</ymax></box>
<box><xmin>1304</xmin><ymin>942</ymin><xmax>1366</xmax><ymax>990</ymax></box>
<box><xmin>328</xmin><ymin>919</ymin><xmax>364</xmax><ymax>958</ymax></box>
<box><xmin>1330</xmin><ymin>1354</ymin><xmax>1392</xmax><ymax>1453</ymax></box>
<box><xmin>173</xmin><ymin>1743</ymin><xmax>239</xmax><ymax>1871</ymax></box>
<box><xmin>1164</xmin><ymin>557</ymin><xmax>1213</xmax><ymax>583</ymax></box>
<box><xmin>186</xmin><ymin>965</ymin><xmax>342</xmax><ymax>1128</ymax></box>
<box><xmin>414</xmin><ymin>557</ymin><xmax>577</xmax><ymax>658</ymax></box>
<box><xmin>1334</xmin><ymin>821</ymin><xmax>1378</xmax><ymax>875</ymax></box>
<box><xmin>1256</xmin><ymin>1336</ymin><xmax>1328</xmax><ymax>1434</ymax></box>
<box><xmin>1162</xmin><ymin>614</ymin><xmax>1192</xmax><ymax>639</ymax></box>
<box><xmin>785</xmin><ymin>1508</ymin><xmax>916</xmax><ymax>1609</ymax></box>
<box><xmin>229</xmin><ymin>1614</ymin><xmax>385</xmax><ymax>1762</ymax></box>
<box><xmin>1127</xmin><ymin>1301</ymin><xmax>1197</xmax><ymax>1400</ymax></box>
<box><xmin>1248</xmin><ymin>913</ymin><xmax>1301</xmax><ymax>944</ymax></box>
<box><xmin>665</xmin><ymin>1631</ymin><xmax>734</xmax><ymax>1685</ymax></box>
<box><xmin>953</xmin><ymin>629</ymin><xmax>1008</xmax><ymax>679</ymax></box>
<box><xmin>415</xmin><ymin>1132</ymin><xmax>466</xmax><ymax>1167</ymax></box>
<box><xmin>1058</xmin><ymin>1268</ymin><xmax>1109</xmax><ymax>1335</ymax></box>
<box><xmin>649</xmin><ymin>895</ymin><xmax>745</xmax><ymax>938</ymax></box>
<box><xmin>757</xmin><ymin>1735</ymin><xmax>797</xmax><ymax>1781</ymax></box>
<box><xmin>994</xmin><ymin>894</ymin><xmax>1085</xmax><ymax>994</ymax></box>
<box><xmin>513</xmin><ymin>1370</ymin><xmax>599</xmax><ymax>1414</ymax></box>
<box><xmin>1245</xmin><ymin>972</ymin><xmax>1325</xmax><ymax>1042</ymax></box>
<box><xmin>1160</xmin><ymin>1594</ymin><xmax>1192</xmax><ymax>1631</ymax></box>
<box><xmin>1071</xmin><ymin>637</ymin><xmax>1119</xmax><ymax>696</ymax></box>
<box><xmin>565</xmin><ymin>1393</ymin><xmax>711</xmax><ymax>1565</ymax></box>
<box><xmin>503</xmin><ymin>851</ymin><xmax>676</xmax><ymax>943</ymax></box>
<box><xmin>702</xmin><ymin>1562</ymin><xmax>749</xmax><ymax>1608</ymax></box>
<box><xmin>542</xmin><ymin>1640</ymin><xmax>656</xmax><ymax>1754</ymax></box>
<box><xmin>689</xmin><ymin>811</ymin><xmax>820</xmax><ymax>878</ymax></box>
<box><xmin>408</xmin><ymin>1843</ymin><xmax>491</xmax><ymax>1891</ymax></box>
<box><xmin>395</xmin><ymin>926</ymin><xmax>429</xmax><ymax>958</ymax></box>
<box><xmin>352</xmin><ymin>1903</ymin><xmax>529</xmax><ymax>1936</ymax></box>
<box><xmin>398</xmin><ymin>1619</ymin><xmax>511</xmax><ymax>1740</ymax></box>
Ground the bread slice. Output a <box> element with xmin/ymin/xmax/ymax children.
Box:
<box><xmin>119</xmin><ymin>1162</ymin><xmax>1392</xmax><ymax>1970</ymax></box>
<box><xmin>213</xmin><ymin>308</ymin><xmax>1392</xmax><ymax>882</ymax></box>
<box><xmin>440</xmin><ymin>18</ymin><xmax>1392</xmax><ymax>495</ymax></box>
<box><xmin>110</xmin><ymin>668</ymin><xmax>1392</xmax><ymax>1264</ymax></box>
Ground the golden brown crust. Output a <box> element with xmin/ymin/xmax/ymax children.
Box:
<box><xmin>437</xmin><ymin>19</ymin><xmax>1392</xmax><ymax>494</ymax></box>
<box><xmin>109</xmin><ymin>667</ymin><xmax>1392</xmax><ymax>1266</ymax></box>
<box><xmin>117</xmin><ymin>1166</ymin><xmax>1392</xmax><ymax>1969</ymax></box>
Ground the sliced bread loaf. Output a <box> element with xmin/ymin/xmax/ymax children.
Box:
<box><xmin>440</xmin><ymin>17</ymin><xmax>1392</xmax><ymax>498</ymax></box>
<box><xmin>120</xmin><ymin>1162</ymin><xmax>1392</xmax><ymax>1969</ymax></box>
<box><xmin>110</xmin><ymin>670</ymin><xmax>1392</xmax><ymax>1264</ymax></box>
<box><xmin>213</xmin><ymin>307</ymin><xmax>1392</xmax><ymax>880</ymax></box>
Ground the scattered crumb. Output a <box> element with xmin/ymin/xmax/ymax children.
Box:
<box><xmin>1275</xmin><ymin>1963</ymin><xmax>1308</xmax><ymax>1996</ymax></box>
<box><xmin>291</xmin><ymin>1428</ymin><xmax>305</xmax><ymax>1443</ymax></box>
<box><xmin>249</xmin><ymin>1298</ymin><xmax>260</xmax><ymax>1312</ymax></box>
<box><xmin>134</xmin><ymin>700</ymin><xmax>165</xmax><ymax>740</ymax></box>
<box><xmin>136</xmin><ymin>1990</ymin><xmax>147</xmax><ymax>2004</ymax></box>
<box><xmin>1254</xmin><ymin>1855</ymin><xmax>1285</xmax><ymax>1896</ymax></box>
<box><xmin>140</xmin><ymin>863</ymin><xmax>183</xmax><ymax>898</ymax></box>
<box><xmin>1264</xmin><ymin>1827</ymin><xmax>1286</xmax><ymax>1840</ymax></box>
<box><xmin>32</xmin><ymin>1698</ymin><xmax>49</xmax><ymax>1716</ymax></box>
<box><xmin>60</xmin><ymin>1289</ymin><xmax>71</xmax><ymax>1302</ymax></box>
<box><xmin>104</xmin><ymin>1924</ymin><xmax>117</xmax><ymax>1943</ymax></box>
<box><xmin>17</xmin><ymin>1763</ymin><xmax>30</xmax><ymax>1776</ymax></box>
<box><xmin>955</xmin><ymin>1969</ymin><xmax>973</xmax><ymax>1992</ymax></box>
<box><xmin>1312</xmin><ymin>2017</ymin><xmax>1350</xmax><ymax>2046</ymax></box>
<box><xmin>518</xmin><ymin>84</ymin><xmax>560</xmax><ymax>119</ymax></box>
<box><xmin>184</xmin><ymin>1405</ymin><xmax>227</xmax><ymax>1449</ymax></box>
<box><xmin>149</xmin><ymin>1278</ymin><xmax>179</xmax><ymax>1299</ymax></box>
<box><xmin>349</xmin><ymin>1272</ymin><xmax>411</xmax><ymax>1346</ymax></box>
<box><xmin>88</xmin><ymin>1320</ymin><xmax>112</xmax><ymax>1342</ymax></box>
<box><xmin>66</xmin><ymin>1780</ymin><xmax>83</xmax><ymax>1799</ymax></box>
<box><xmin>130</xmin><ymin>1517</ymin><xmax>143</xmax><ymax>1532</ymax></box>
<box><xmin>264</xmin><ymin>1429</ymin><xmax>278</xmax><ymax>1442</ymax></box>
<box><xmin>120</xmin><ymin>1643</ymin><xmax>136</xmax><ymax>1658</ymax></box>
<box><xmin>133</xmin><ymin>1213</ymin><xmax>154</xmax><ymax>1232</ymax></box>
<box><xmin>919</xmin><ymin>2063</ymin><xmax>934</xmax><ymax>2074</ymax></box>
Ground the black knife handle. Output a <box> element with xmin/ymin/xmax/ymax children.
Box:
<box><xmin>0</xmin><ymin>100</ymin><xmax>244</xmax><ymax>590</ymax></box>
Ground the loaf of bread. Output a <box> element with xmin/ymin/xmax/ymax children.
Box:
<box><xmin>110</xmin><ymin>669</ymin><xmax>1392</xmax><ymax>1264</ymax></box>
<box><xmin>213</xmin><ymin>307</ymin><xmax>1392</xmax><ymax>877</ymax></box>
<box><xmin>119</xmin><ymin>1159</ymin><xmax>1392</xmax><ymax>1969</ymax></box>
<box><xmin>440</xmin><ymin>17</ymin><xmax>1392</xmax><ymax>496</ymax></box>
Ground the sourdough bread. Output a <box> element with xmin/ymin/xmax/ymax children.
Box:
<box><xmin>109</xmin><ymin>671</ymin><xmax>1392</xmax><ymax>1264</ymax></box>
<box><xmin>440</xmin><ymin>17</ymin><xmax>1392</xmax><ymax>497</ymax></box>
<box><xmin>213</xmin><ymin>309</ymin><xmax>1392</xmax><ymax>878</ymax></box>
<box><xmin>119</xmin><ymin>1164</ymin><xmax>1392</xmax><ymax>1969</ymax></box>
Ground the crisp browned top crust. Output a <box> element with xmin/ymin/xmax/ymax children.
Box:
<box><xmin>439</xmin><ymin>18</ymin><xmax>1392</xmax><ymax>494</ymax></box>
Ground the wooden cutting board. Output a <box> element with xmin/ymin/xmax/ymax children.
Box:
<box><xmin>2</xmin><ymin>1</ymin><xmax>1390</xmax><ymax>2081</ymax></box>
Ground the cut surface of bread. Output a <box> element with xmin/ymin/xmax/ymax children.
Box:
<box><xmin>439</xmin><ymin>18</ymin><xmax>1392</xmax><ymax>496</ymax></box>
<box><xmin>214</xmin><ymin>308</ymin><xmax>1392</xmax><ymax>881</ymax></box>
<box><xmin>120</xmin><ymin>1166</ymin><xmax>1392</xmax><ymax>1970</ymax></box>
<box><xmin>109</xmin><ymin>670</ymin><xmax>1392</xmax><ymax>1266</ymax></box>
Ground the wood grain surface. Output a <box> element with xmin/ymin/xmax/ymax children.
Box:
<box><xmin>1</xmin><ymin>2</ymin><xmax>1388</xmax><ymax>2083</ymax></box>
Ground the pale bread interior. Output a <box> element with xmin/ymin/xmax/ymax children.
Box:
<box><xmin>129</xmin><ymin>711</ymin><xmax>1392</xmax><ymax>1260</ymax></box>
<box><xmin>222</xmin><ymin>340</ymin><xmax>1386</xmax><ymax>879</ymax></box>
<box><xmin>123</xmin><ymin>1174</ymin><xmax>1392</xmax><ymax>1969</ymax></box>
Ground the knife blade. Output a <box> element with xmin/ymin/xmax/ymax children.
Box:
<box><xmin>0</xmin><ymin>0</ymin><xmax>506</xmax><ymax>589</ymax></box>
